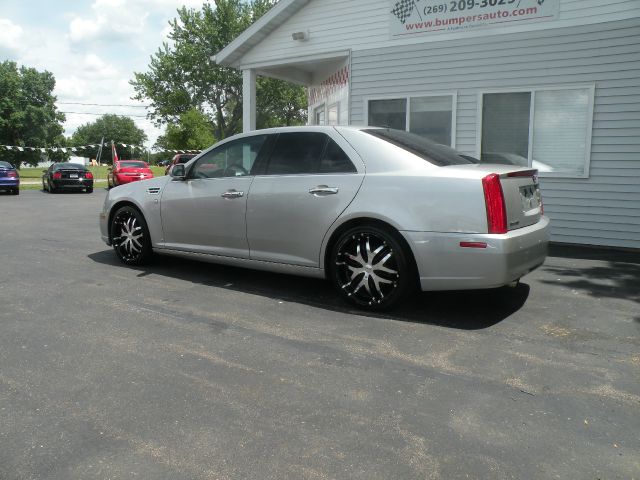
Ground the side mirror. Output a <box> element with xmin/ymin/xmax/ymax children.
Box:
<box><xmin>171</xmin><ymin>164</ymin><xmax>186</xmax><ymax>180</ymax></box>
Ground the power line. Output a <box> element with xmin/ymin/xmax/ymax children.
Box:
<box><xmin>58</xmin><ymin>102</ymin><xmax>151</xmax><ymax>108</ymax></box>
<box><xmin>60</xmin><ymin>111</ymin><xmax>149</xmax><ymax>118</ymax></box>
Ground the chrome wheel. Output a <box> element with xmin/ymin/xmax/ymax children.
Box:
<box><xmin>332</xmin><ymin>226</ymin><xmax>412</xmax><ymax>309</ymax></box>
<box><xmin>111</xmin><ymin>206</ymin><xmax>152</xmax><ymax>265</ymax></box>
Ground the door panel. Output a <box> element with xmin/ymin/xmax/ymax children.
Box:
<box><xmin>160</xmin><ymin>177</ymin><xmax>253</xmax><ymax>258</ymax></box>
<box><xmin>246</xmin><ymin>173</ymin><xmax>364</xmax><ymax>267</ymax></box>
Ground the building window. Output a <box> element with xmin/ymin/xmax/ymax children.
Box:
<box><xmin>480</xmin><ymin>86</ymin><xmax>594</xmax><ymax>177</ymax></box>
<box><xmin>327</xmin><ymin>103</ymin><xmax>339</xmax><ymax>126</ymax></box>
<box><xmin>367</xmin><ymin>95</ymin><xmax>455</xmax><ymax>147</ymax></box>
<box><xmin>368</xmin><ymin>98</ymin><xmax>406</xmax><ymax>130</ymax></box>
<box><xmin>314</xmin><ymin>105</ymin><xmax>325</xmax><ymax>126</ymax></box>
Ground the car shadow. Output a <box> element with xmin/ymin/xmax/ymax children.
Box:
<box><xmin>88</xmin><ymin>250</ymin><xmax>530</xmax><ymax>330</ymax></box>
<box><xmin>542</xmin><ymin>244</ymin><xmax>640</xmax><ymax>306</ymax></box>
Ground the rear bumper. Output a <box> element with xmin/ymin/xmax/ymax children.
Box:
<box><xmin>52</xmin><ymin>179</ymin><xmax>93</xmax><ymax>189</ymax></box>
<box><xmin>402</xmin><ymin>216</ymin><xmax>550</xmax><ymax>291</ymax></box>
<box><xmin>0</xmin><ymin>179</ymin><xmax>19</xmax><ymax>188</ymax></box>
<box><xmin>114</xmin><ymin>175</ymin><xmax>153</xmax><ymax>184</ymax></box>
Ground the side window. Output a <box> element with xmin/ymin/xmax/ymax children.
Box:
<box><xmin>266</xmin><ymin>133</ymin><xmax>327</xmax><ymax>175</ymax></box>
<box><xmin>318</xmin><ymin>138</ymin><xmax>357</xmax><ymax>174</ymax></box>
<box><xmin>190</xmin><ymin>135</ymin><xmax>267</xmax><ymax>179</ymax></box>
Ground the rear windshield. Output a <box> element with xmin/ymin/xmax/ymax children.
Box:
<box><xmin>119</xmin><ymin>161</ymin><xmax>146</xmax><ymax>168</ymax></box>
<box><xmin>55</xmin><ymin>163</ymin><xmax>84</xmax><ymax>170</ymax></box>
<box><xmin>0</xmin><ymin>161</ymin><xmax>13</xmax><ymax>169</ymax></box>
<box><xmin>363</xmin><ymin>129</ymin><xmax>478</xmax><ymax>167</ymax></box>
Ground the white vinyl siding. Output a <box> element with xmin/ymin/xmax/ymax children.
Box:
<box><xmin>350</xmin><ymin>18</ymin><xmax>640</xmax><ymax>249</ymax></box>
<box><xmin>237</xmin><ymin>0</ymin><xmax>640</xmax><ymax>68</ymax></box>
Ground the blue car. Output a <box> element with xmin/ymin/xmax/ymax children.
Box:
<box><xmin>0</xmin><ymin>161</ymin><xmax>19</xmax><ymax>195</ymax></box>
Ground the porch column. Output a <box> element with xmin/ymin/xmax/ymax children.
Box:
<box><xmin>242</xmin><ymin>69</ymin><xmax>257</xmax><ymax>133</ymax></box>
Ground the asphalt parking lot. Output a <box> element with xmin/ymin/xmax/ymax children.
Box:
<box><xmin>1</xmin><ymin>189</ymin><xmax>638</xmax><ymax>480</ymax></box>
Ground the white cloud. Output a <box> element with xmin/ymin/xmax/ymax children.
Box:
<box><xmin>0</xmin><ymin>18</ymin><xmax>24</xmax><ymax>58</ymax></box>
<box><xmin>69</xmin><ymin>1</ymin><xmax>148</xmax><ymax>44</ymax></box>
<box><xmin>4</xmin><ymin>1</ymin><xmax>215</xmax><ymax>148</ymax></box>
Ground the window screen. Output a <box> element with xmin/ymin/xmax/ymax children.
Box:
<box><xmin>368</xmin><ymin>99</ymin><xmax>406</xmax><ymax>130</ymax></box>
<box><xmin>266</xmin><ymin>133</ymin><xmax>327</xmax><ymax>175</ymax></box>
<box><xmin>481</xmin><ymin>92</ymin><xmax>531</xmax><ymax>165</ymax></box>
<box><xmin>314</xmin><ymin>106</ymin><xmax>325</xmax><ymax>126</ymax></box>
<box><xmin>532</xmin><ymin>89</ymin><xmax>590</xmax><ymax>176</ymax></box>
<box><xmin>328</xmin><ymin>103</ymin><xmax>339</xmax><ymax>126</ymax></box>
<box><xmin>481</xmin><ymin>89</ymin><xmax>592</xmax><ymax>176</ymax></box>
<box><xmin>410</xmin><ymin>96</ymin><xmax>453</xmax><ymax>146</ymax></box>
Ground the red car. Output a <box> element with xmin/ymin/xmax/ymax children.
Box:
<box><xmin>164</xmin><ymin>153</ymin><xmax>197</xmax><ymax>175</ymax></box>
<box><xmin>107</xmin><ymin>160</ymin><xmax>154</xmax><ymax>189</ymax></box>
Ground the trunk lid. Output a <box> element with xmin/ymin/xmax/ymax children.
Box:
<box><xmin>59</xmin><ymin>169</ymin><xmax>87</xmax><ymax>179</ymax></box>
<box><xmin>444</xmin><ymin>164</ymin><xmax>542</xmax><ymax>232</ymax></box>
<box><xmin>119</xmin><ymin>167</ymin><xmax>153</xmax><ymax>174</ymax></box>
<box><xmin>500</xmin><ymin>169</ymin><xmax>542</xmax><ymax>230</ymax></box>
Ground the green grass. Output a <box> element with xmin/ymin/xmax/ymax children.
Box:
<box><xmin>18</xmin><ymin>165</ymin><xmax>166</xmax><ymax>181</ymax></box>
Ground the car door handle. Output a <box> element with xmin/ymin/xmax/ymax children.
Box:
<box><xmin>309</xmin><ymin>185</ymin><xmax>339</xmax><ymax>196</ymax></box>
<box><xmin>221</xmin><ymin>189</ymin><xmax>244</xmax><ymax>199</ymax></box>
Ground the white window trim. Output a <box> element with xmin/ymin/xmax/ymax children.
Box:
<box><xmin>363</xmin><ymin>92</ymin><xmax>458</xmax><ymax>148</ymax></box>
<box><xmin>476</xmin><ymin>84</ymin><xmax>595</xmax><ymax>179</ymax></box>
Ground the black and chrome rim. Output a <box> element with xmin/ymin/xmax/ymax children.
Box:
<box><xmin>335</xmin><ymin>232</ymin><xmax>400</xmax><ymax>306</ymax></box>
<box><xmin>112</xmin><ymin>211</ymin><xmax>144</xmax><ymax>261</ymax></box>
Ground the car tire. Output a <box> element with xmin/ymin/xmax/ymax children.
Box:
<box><xmin>86</xmin><ymin>187</ymin><xmax>93</xmax><ymax>193</ymax></box>
<box><xmin>12</xmin><ymin>188</ymin><xmax>19</xmax><ymax>195</ymax></box>
<box><xmin>49</xmin><ymin>184</ymin><xmax>56</xmax><ymax>193</ymax></box>
<box><xmin>330</xmin><ymin>225</ymin><xmax>416</xmax><ymax>310</ymax></box>
<box><xmin>110</xmin><ymin>206</ymin><xmax>153</xmax><ymax>266</ymax></box>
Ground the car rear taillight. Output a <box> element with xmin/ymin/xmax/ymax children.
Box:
<box><xmin>85</xmin><ymin>172</ymin><xmax>94</xmax><ymax>179</ymax></box>
<box><xmin>7</xmin><ymin>171</ymin><xmax>18</xmax><ymax>178</ymax></box>
<box><xmin>482</xmin><ymin>173</ymin><xmax>507</xmax><ymax>234</ymax></box>
<box><xmin>53</xmin><ymin>172</ymin><xmax>62</xmax><ymax>180</ymax></box>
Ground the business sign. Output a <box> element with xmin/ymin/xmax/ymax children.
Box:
<box><xmin>390</xmin><ymin>0</ymin><xmax>560</xmax><ymax>38</ymax></box>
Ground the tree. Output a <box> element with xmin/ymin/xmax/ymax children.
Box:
<box><xmin>131</xmin><ymin>0</ymin><xmax>307</xmax><ymax>141</ymax></box>
<box><xmin>154</xmin><ymin>108</ymin><xmax>216</xmax><ymax>151</ymax></box>
<box><xmin>0</xmin><ymin>61</ymin><xmax>66</xmax><ymax>167</ymax></box>
<box><xmin>71</xmin><ymin>114</ymin><xmax>147</xmax><ymax>163</ymax></box>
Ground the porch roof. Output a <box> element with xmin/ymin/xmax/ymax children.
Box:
<box><xmin>215</xmin><ymin>0</ymin><xmax>310</xmax><ymax>69</ymax></box>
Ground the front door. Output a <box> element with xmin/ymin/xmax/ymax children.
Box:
<box><xmin>159</xmin><ymin>135</ymin><xmax>268</xmax><ymax>258</ymax></box>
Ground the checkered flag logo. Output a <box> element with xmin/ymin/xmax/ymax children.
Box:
<box><xmin>391</xmin><ymin>0</ymin><xmax>417</xmax><ymax>24</ymax></box>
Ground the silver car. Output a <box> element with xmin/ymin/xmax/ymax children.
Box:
<box><xmin>99</xmin><ymin>126</ymin><xmax>549</xmax><ymax>310</ymax></box>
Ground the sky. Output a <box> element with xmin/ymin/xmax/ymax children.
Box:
<box><xmin>0</xmin><ymin>0</ymin><xmax>208</xmax><ymax>148</ymax></box>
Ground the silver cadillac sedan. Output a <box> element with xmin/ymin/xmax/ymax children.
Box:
<box><xmin>100</xmin><ymin>126</ymin><xmax>549</xmax><ymax>310</ymax></box>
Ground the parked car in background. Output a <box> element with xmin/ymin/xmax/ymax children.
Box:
<box><xmin>42</xmin><ymin>162</ymin><xmax>94</xmax><ymax>193</ymax></box>
<box><xmin>164</xmin><ymin>153</ymin><xmax>197</xmax><ymax>175</ymax></box>
<box><xmin>100</xmin><ymin>126</ymin><xmax>548</xmax><ymax>310</ymax></box>
<box><xmin>0</xmin><ymin>161</ymin><xmax>20</xmax><ymax>195</ymax></box>
<box><xmin>107</xmin><ymin>160</ymin><xmax>154</xmax><ymax>189</ymax></box>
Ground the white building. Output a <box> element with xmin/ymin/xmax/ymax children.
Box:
<box><xmin>216</xmin><ymin>0</ymin><xmax>640</xmax><ymax>249</ymax></box>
